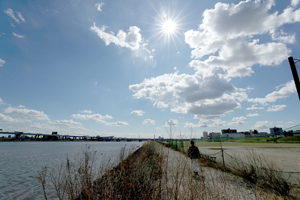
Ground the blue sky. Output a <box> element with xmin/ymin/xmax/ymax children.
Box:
<box><xmin>0</xmin><ymin>0</ymin><xmax>300</xmax><ymax>138</ymax></box>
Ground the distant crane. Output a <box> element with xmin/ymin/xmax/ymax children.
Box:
<box><xmin>288</xmin><ymin>56</ymin><xmax>300</xmax><ymax>100</ymax></box>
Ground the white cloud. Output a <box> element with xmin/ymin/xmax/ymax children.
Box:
<box><xmin>131</xmin><ymin>110</ymin><xmax>145</xmax><ymax>116</ymax></box>
<box><xmin>184</xmin><ymin>0</ymin><xmax>298</xmax><ymax>78</ymax></box>
<box><xmin>267</xmin><ymin>104</ymin><xmax>286</xmax><ymax>112</ymax></box>
<box><xmin>249</xmin><ymin>80</ymin><xmax>296</xmax><ymax>105</ymax></box>
<box><xmin>270</xmin><ymin>29</ymin><xmax>295</xmax><ymax>43</ymax></box>
<box><xmin>80</xmin><ymin>110</ymin><xmax>93</xmax><ymax>114</ymax></box>
<box><xmin>246</xmin><ymin>113</ymin><xmax>259</xmax><ymax>117</ymax></box>
<box><xmin>29</xmin><ymin>122</ymin><xmax>102</xmax><ymax>136</ymax></box>
<box><xmin>253</xmin><ymin>121</ymin><xmax>272</xmax><ymax>130</ymax></box>
<box><xmin>4</xmin><ymin>8</ymin><xmax>20</xmax><ymax>24</ymax></box>
<box><xmin>291</xmin><ymin>0</ymin><xmax>300</xmax><ymax>7</ymax></box>
<box><xmin>50</xmin><ymin>119</ymin><xmax>82</xmax><ymax>126</ymax></box>
<box><xmin>184</xmin><ymin>121</ymin><xmax>208</xmax><ymax>128</ymax></box>
<box><xmin>0</xmin><ymin>113</ymin><xmax>15</xmax><ymax>123</ymax></box>
<box><xmin>12</xmin><ymin>32</ymin><xmax>25</xmax><ymax>38</ymax></box>
<box><xmin>227</xmin><ymin>116</ymin><xmax>247</xmax><ymax>126</ymax></box>
<box><xmin>90</xmin><ymin>24</ymin><xmax>143</xmax><ymax>51</ymax></box>
<box><xmin>232</xmin><ymin>116</ymin><xmax>247</xmax><ymax>121</ymax></box>
<box><xmin>0</xmin><ymin>59</ymin><xmax>5</xmax><ymax>67</ymax></box>
<box><xmin>106</xmin><ymin>121</ymin><xmax>129</xmax><ymax>126</ymax></box>
<box><xmin>130</xmin><ymin>72</ymin><xmax>240</xmax><ymax>120</ymax></box>
<box><xmin>72</xmin><ymin>113</ymin><xmax>113</xmax><ymax>123</ymax></box>
<box><xmin>211</xmin><ymin>119</ymin><xmax>227</xmax><ymax>127</ymax></box>
<box><xmin>16</xmin><ymin>11</ymin><xmax>26</xmax><ymax>22</ymax></box>
<box><xmin>95</xmin><ymin>2</ymin><xmax>104</xmax><ymax>11</ymax></box>
<box><xmin>3</xmin><ymin>107</ymin><xmax>49</xmax><ymax>121</ymax></box>
<box><xmin>143</xmin><ymin>119</ymin><xmax>155</xmax><ymax>125</ymax></box>
<box><xmin>130</xmin><ymin>1</ymin><xmax>300</xmax><ymax>121</ymax></box>
<box><xmin>246</xmin><ymin>104</ymin><xmax>264</xmax><ymax>110</ymax></box>
<box><xmin>71</xmin><ymin>113</ymin><xmax>128</xmax><ymax>126</ymax></box>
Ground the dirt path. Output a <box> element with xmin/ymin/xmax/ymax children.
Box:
<box><xmin>154</xmin><ymin>143</ymin><xmax>279</xmax><ymax>199</ymax></box>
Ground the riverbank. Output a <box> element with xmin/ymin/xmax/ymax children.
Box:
<box><xmin>37</xmin><ymin>140</ymin><xmax>298</xmax><ymax>199</ymax></box>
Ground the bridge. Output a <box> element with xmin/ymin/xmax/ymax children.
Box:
<box><xmin>0</xmin><ymin>131</ymin><xmax>157</xmax><ymax>142</ymax></box>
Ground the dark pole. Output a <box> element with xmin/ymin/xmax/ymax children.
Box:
<box><xmin>288</xmin><ymin>56</ymin><xmax>300</xmax><ymax>100</ymax></box>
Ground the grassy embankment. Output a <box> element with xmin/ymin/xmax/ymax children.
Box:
<box><xmin>201</xmin><ymin>136</ymin><xmax>300</xmax><ymax>143</ymax></box>
<box><xmin>37</xmin><ymin>141</ymin><xmax>298</xmax><ymax>199</ymax></box>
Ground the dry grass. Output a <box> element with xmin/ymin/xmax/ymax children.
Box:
<box><xmin>37</xmin><ymin>141</ymin><xmax>296</xmax><ymax>199</ymax></box>
<box><xmin>229</xmin><ymin>150</ymin><xmax>291</xmax><ymax>196</ymax></box>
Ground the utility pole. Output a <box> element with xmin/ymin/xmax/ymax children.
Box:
<box><xmin>288</xmin><ymin>56</ymin><xmax>300</xmax><ymax>100</ymax></box>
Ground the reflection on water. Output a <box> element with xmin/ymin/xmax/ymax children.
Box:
<box><xmin>0</xmin><ymin>141</ymin><xmax>142</xmax><ymax>199</ymax></box>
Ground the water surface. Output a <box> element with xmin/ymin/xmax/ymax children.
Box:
<box><xmin>0</xmin><ymin>141</ymin><xmax>143</xmax><ymax>199</ymax></box>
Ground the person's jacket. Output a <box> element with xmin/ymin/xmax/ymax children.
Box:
<box><xmin>188</xmin><ymin>145</ymin><xmax>200</xmax><ymax>159</ymax></box>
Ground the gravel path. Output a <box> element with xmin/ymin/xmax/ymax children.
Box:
<box><xmin>154</xmin><ymin>143</ymin><xmax>279</xmax><ymax>200</ymax></box>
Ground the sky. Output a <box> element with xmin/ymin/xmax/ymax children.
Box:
<box><xmin>0</xmin><ymin>0</ymin><xmax>300</xmax><ymax>139</ymax></box>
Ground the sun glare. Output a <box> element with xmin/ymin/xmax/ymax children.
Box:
<box><xmin>148</xmin><ymin>6</ymin><xmax>186</xmax><ymax>46</ymax></box>
<box><xmin>163</xmin><ymin>20</ymin><xmax>176</xmax><ymax>34</ymax></box>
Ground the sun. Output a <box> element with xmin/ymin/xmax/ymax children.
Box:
<box><xmin>148</xmin><ymin>5</ymin><xmax>186</xmax><ymax>47</ymax></box>
<box><xmin>163</xmin><ymin>19</ymin><xmax>177</xmax><ymax>35</ymax></box>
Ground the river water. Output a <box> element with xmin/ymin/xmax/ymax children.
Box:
<box><xmin>0</xmin><ymin>141</ymin><xmax>143</xmax><ymax>200</ymax></box>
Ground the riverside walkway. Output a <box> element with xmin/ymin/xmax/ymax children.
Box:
<box><xmin>154</xmin><ymin>142</ymin><xmax>278</xmax><ymax>200</ymax></box>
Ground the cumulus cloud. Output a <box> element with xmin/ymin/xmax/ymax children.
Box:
<box><xmin>227</xmin><ymin>116</ymin><xmax>246</xmax><ymax>126</ymax></box>
<box><xmin>130</xmin><ymin>72</ymin><xmax>240</xmax><ymax>119</ymax></box>
<box><xmin>246</xmin><ymin>104</ymin><xmax>264</xmax><ymax>110</ymax></box>
<box><xmin>184</xmin><ymin>121</ymin><xmax>208</xmax><ymax>128</ymax></box>
<box><xmin>0</xmin><ymin>113</ymin><xmax>16</xmax><ymax>123</ymax></box>
<box><xmin>71</xmin><ymin>113</ymin><xmax>113</xmax><ymax>123</ymax></box>
<box><xmin>106</xmin><ymin>121</ymin><xmax>129</xmax><ymax>126</ymax></box>
<box><xmin>249</xmin><ymin>80</ymin><xmax>296</xmax><ymax>105</ymax></box>
<box><xmin>246</xmin><ymin>113</ymin><xmax>259</xmax><ymax>117</ymax></box>
<box><xmin>130</xmin><ymin>1</ymin><xmax>299</xmax><ymax>121</ymax></box>
<box><xmin>50</xmin><ymin>119</ymin><xmax>82</xmax><ymax>126</ymax></box>
<box><xmin>95</xmin><ymin>2</ymin><xmax>104</xmax><ymax>11</ymax></box>
<box><xmin>267</xmin><ymin>104</ymin><xmax>286</xmax><ymax>112</ymax></box>
<box><xmin>91</xmin><ymin>24</ymin><xmax>143</xmax><ymax>51</ymax></box>
<box><xmin>0</xmin><ymin>115</ymin><xmax>30</xmax><ymax>123</ymax></box>
<box><xmin>71</xmin><ymin>113</ymin><xmax>128</xmax><ymax>126</ymax></box>
<box><xmin>184</xmin><ymin>0</ymin><xmax>298</xmax><ymax>78</ymax></box>
<box><xmin>0</xmin><ymin>59</ymin><xmax>5</xmax><ymax>67</ymax></box>
<box><xmin>270</xmin><ymin>29</ymin><xmax>295</xmax><ymax>43</ymax></box>
<box><xmin>131</xmin><ymin>110</ymin><xmax>145</xmax><ymax>116</ymax></box>
<box><xmin>12</xmin><ymin>32</ymin><xmax>25</xmax><ymax>38</ymax></box>
<box><xmin>3</xmin><ymin>107</ymin><xmax>49</xmax><ymax>121</ymax></box>
<box><xmin>253</xmin><ymin>121</ymin><xmax>272</xmax><ymax>130</ymax></box>
<box><xmin>291</xmin><ymin>0</ymin><xmax>300</xmax><ymax>7</ymax></box>
<box><xmin>143</xmin><ymin>119</ymin><xmax>155</xmax><ymax>125</ymax></box>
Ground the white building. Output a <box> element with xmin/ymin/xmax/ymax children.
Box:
<box><xmin>203</xmin><ymin>131</ymin><xmax>208</xmax><ymax>140</ymax></box>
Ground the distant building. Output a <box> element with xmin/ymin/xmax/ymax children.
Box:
<box><xmin>223</xmin><ymin>133</ymin><xmax>245</xmax><ymax>139</ymax></box>
<box><xmin>270</xmin><ymin>127</ymin><xmax>283</xmax><ymax>136</ymax></box>
<box><xmin>209</xmin><ymin>132</ymin><xmax>221</xmax><ymax>139</ymax></box>
<box><xmin>222</xmin><ymin>128</ymin><xmax>237</xmax><ymax>134</ymax></box>
<box><xmin>203</xmin><ymin>131</ymin><xmax>208</xmax><ymax>140</ymax></box>
<box><xmin>238</xmin><ymin>131</ymin><xmax>251</xmax><ymax>136</ymax></box>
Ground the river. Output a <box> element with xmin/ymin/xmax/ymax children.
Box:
<box><xmin>0</xmin><ymin>141</ymin><xmax>143</xmax><ymax>199</ymax></box>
